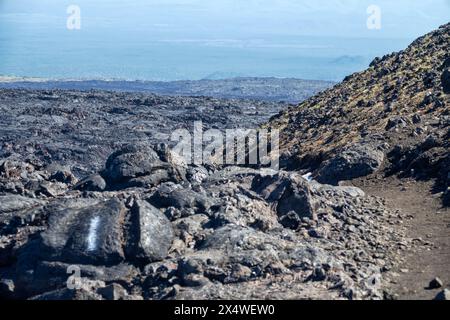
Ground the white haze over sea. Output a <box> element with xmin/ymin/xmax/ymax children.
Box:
<box><xmin>0</xmin><ymin>0</ymin><xmax>448</xmax><ymax>82</ymax></box>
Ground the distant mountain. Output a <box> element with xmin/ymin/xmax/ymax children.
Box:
<box><xmin>202</xmin><ymin>72</ymin><xmax>247</xmax><ymax>80</ymax></box>
<box><xmin>330</xmin><ymin>55</ymin><xmax>366</xmax><ymax>65</ymax></box>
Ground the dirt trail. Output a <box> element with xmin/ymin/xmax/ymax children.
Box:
<box><xmin>355</xmin><ymin>177</ymin><xmax>450</xmax><ymax>300</ymax></box>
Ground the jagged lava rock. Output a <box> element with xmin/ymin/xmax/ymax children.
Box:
<box><xmin>15</xmin><ymin>259</ymin><xmax>137</xmax><ymax>297</ymax></box>
<box><xmin>251</xmin><ymin>172</ymin><xmax>317</xmax><ymax>228</ymax></box>
<box><xmin>30</xmin><ymin>288</ymin><xmax>103</xmax><ymax>300</ymax></box>
<box><xmin>126</xmin><ymin>200</ymin><xmax>174</xmax><ymax>263</ymax></box>
<box><xmin>73</xmin><ymin>174</ymin><xmax>106</xmax><ymax>192</ymax></box>
<box><xmin>316</xmin><ymin>144</ymin><xmax>384</xmax><ymax>185</ymax></box>
<box><xmin>0</xmin><ymin>195</ymin><xmax>44</xmax><ymax>214</ymax></box>
<box><xmin>104</xmin><ymin>144</ymin><xmax>166</xmax><ymax>183</ymax></box>
<box><xmin>39</xmin><ymin>198</ymin><xmax>127</xmax><ymax>265</ymax></box>
<box><xmin>103</xmin><ymin>143</ymin><xmax>186</xmax><ymax>188</ymax></box>
<box><xmin>148</xmin><ymin>182</ymin><xmax>212</xmax><ymax>216</ymax></box>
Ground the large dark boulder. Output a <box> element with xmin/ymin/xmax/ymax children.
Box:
<box><xmin>39</xmin><ymin>198</ymin><xmax>127</xmax><ymax>266</ymax></box>
<box><xmin>275</xmin><ymin>175</ymin><xmax>317</xmax><ymax>228</ymax></box>
<box><xmin>148</xmin><ymin>183</ymin><xmax>212</xmax><ymax>216</ymax></box>
<box><xmin>103</xmin><ymin>143</ymin><xmax>186</xmax><ymax>188</ymax></box>
<box><xmin>125</xmin><ymin>201</ymin><xmax>174</xmax><ymax>263</ymax></box>
<box><xmin>104</xmin><ymin>144</ymin><xmax>165</xmax><ymax>183</ymax></box>
<box><xmin>251</xmin><ymin>172</ymin><xmax>317</xmax><ymax>228</ymax></box>
<box><xmin>251</xmin><ymin>171</ymin><xmax>292</xmax><ymax>202</ymax></box>
<box><xmin>12</xmin><ymin>196</ymin><xmax>175</xmax><ymax>297</ymax></box>
<box><xmin>316</xmin><ymin>144</ymin><xmax>384</xmax><ymax>185</ymax></box>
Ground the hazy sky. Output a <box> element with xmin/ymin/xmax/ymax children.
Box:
<box><xmin>0</xmin><ymin>0</ymin><xmax>449</xmax><ymax>39</ymax></box>
<box><xmin>0</xmin><ymin>0</ymin><xmax>448</xmax><ymax>80</ymax></box>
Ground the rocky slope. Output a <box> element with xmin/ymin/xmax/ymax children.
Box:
<box><xmin>0</xmin><ymin>24</ymin><xmax>449</xmax><ymax>300</ymax></box>
<box><xmin>268</xmin><ymin>23</ymin><xmax>449</xmax><ymax>205</ymax></box>
<box><xmin>265</xmin><ymin>22</ymin><xmax>450</xmax><ymax>299</ymax></box>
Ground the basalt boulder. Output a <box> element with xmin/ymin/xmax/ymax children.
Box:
<box><xmin>38</xmin><ymin>198</ymin><xmax>127</xmax><ymax>266</ymax></box>
<box><xmin>14</xmin><ymin>195</ymin><xmax>175</xmax><ymax>296</ymax></box>
<box><xmin>251</xmin><ymin>172</ymin><xmax>317</xmax><ymax>228</ymax></box>
<box><xmin>104</xmin><ymin>144</ymin><xmax>163</xmax><ymax>182</ymax></box>
<box><xmin>316</xmin><ymin>144</ymin><xmax>384</xmax><ymax>185</ymax></box>
<box><xmin>73</xmin><ymin>174</ymin><xmax>106</xmax><ymax>192</ymax></box>
<box><xmin>15</xmin><ymin>260</ymin><xmax>137</xmax><ymax>298</ymax></box>
<box><xmin>148</xmin><ymin>183</ymin><xmax>213</xmax><ymax>217</ymax></box>
<box><xmin>125</xmin><ymin>200</ymin><xmax>174</xmax><ymax>263</ymax></box>
<box><xmin>0</xmin><ymin>195</ymin><xmax>46</xmax><ymax>235</ymax></box>
<box><xmin>103</xmin><ymin>143</ymin><xmax>186</xmax><ymax>189</ymax></box>
<box><xmin>0</xmin><ymin>195</ymin><xmax>44</xmax><ymax>215</ymax></box>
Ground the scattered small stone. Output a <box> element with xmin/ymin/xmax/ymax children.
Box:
<box><xmin>428</xmin><ymin>277</ymin><xmax>443</xmax><ymax>289</ymax></box>
<box><xmin>400</xmin><ymin>269</ymin><xmax>409</xmax><ymax>274</ymax></box>
<box><xmin>73</xmin><ymin>174</ymin><xmax>106</xmax><ymax>192</ymax></box>
<box><xmin>412</xmin><ymin>114</ymin><xmax>422</xmax><ymax>124</ymax></box>
<box><xmin>434</xmin><ymin>289</ymin><xmax>450</xmax><ymax>301</ymax></box>
<box><xmin>97</xmin><ymin>283</ymin><xmax>128</xmax><ymax>300</ymax></box>
<box><xmin>0</xmin><ymin>279</ymin><xmax>15</xmax><ymax>299</ymax></box>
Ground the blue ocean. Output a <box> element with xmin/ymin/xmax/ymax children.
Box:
<box><xmin>0</xmin><ymin>0</ymin><xmax>447</xmax><ymax>82</ymax></box>
<box><xmin>0</xmin><ymin>30</ymin><xmax>413</xmax><ymax>82</ymax></box>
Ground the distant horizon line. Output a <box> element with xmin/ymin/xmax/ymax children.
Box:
<box><xmin>0</xmin><ymin>75</ymin><xmax>337</xmax><ymax>84</ymax></box>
